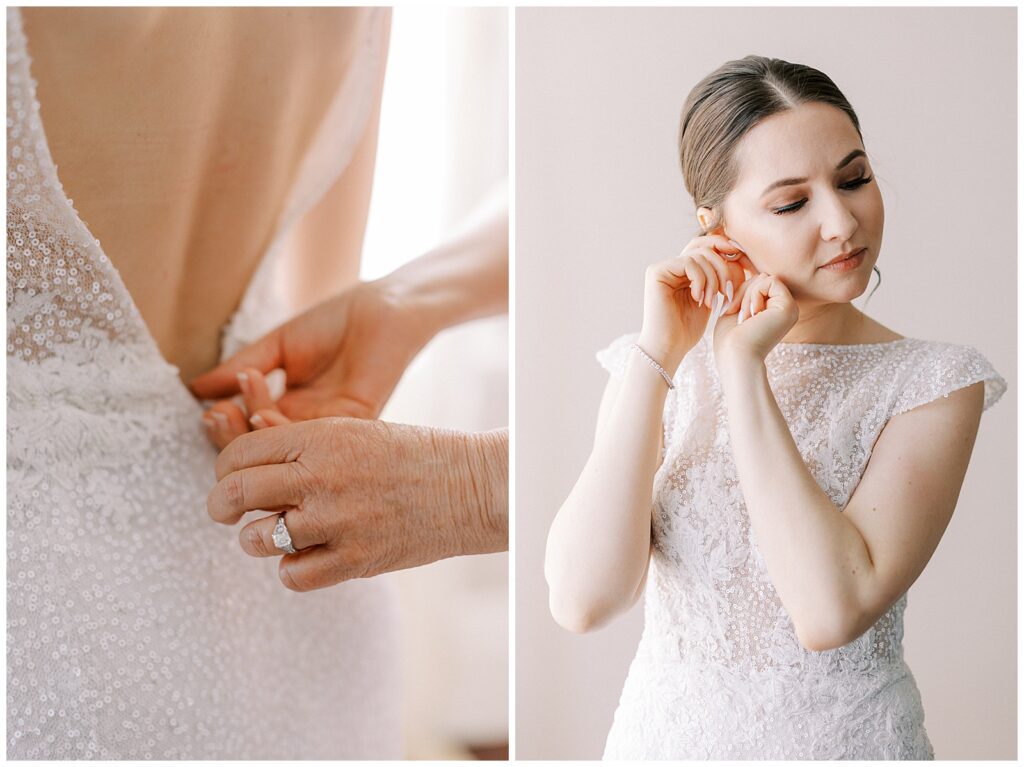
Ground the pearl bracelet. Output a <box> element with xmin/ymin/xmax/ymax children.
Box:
<box><xmin>630</xmin><ymin>343</ymin><xmax>675</xmax><ymax>389</ymax></box>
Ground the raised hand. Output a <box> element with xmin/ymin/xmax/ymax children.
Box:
<box><xmin>636</xmin><ymin>234</ymin><xmax>756</xmax><ymax>374</ymax></box>
<box><xmin>712</xmin><ymin>270</ymin><xmax>800</xmax><ymax>364</ymax></box>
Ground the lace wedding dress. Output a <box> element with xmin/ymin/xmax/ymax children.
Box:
<box><xmin>596</xmin><ymin>327</ymin><xmax>1006</xmax><ymax>760</ymax></box>
<box><xmin>7</xmin><ymin>8</ymin><xmax>402</xmax><ymax>759</ymax></box>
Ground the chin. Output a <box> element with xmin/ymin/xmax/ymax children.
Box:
<box><xmin>837</xmin><ymin>275</ymin><xmax>872</xmax><ymax>302</ymax></box>
<box><xmin>794</xmin><ymin>274</ymin><xmax>870</xmax><ymax>305</ymax></box>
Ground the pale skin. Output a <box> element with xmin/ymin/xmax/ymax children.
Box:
<box><xmin>26</xmin><ymin>8</ymin><xmax>509</xmax><ymax>589</ymax></box>
<box><xmin>545</xmin><ymin>102</ymin><xmax>984</xmax><ymax>651</ymax></box>
<box><xmin>21</xmin><ymin>7</ymin><xmax>389</xmax><ymax>382</ymax></box>
<box><xmin>196</xmin><ymin>189</ymin><xmax>510</xmax><ymax>591</ymax></box>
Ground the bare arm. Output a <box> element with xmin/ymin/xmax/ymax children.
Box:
<box><xmin>719</xmin><ymin>348</ymin><xmax>985</xmax><ymax>651</ymax></box>
<box><xmin>377</xmin><ymin>181</ymin><xmax>509</xmax><ymax>335</ymax></box>
<box><xmin>544</xmin><ymin>348</ymin><xmax>667</xmax><ymax>633</ymax></box>
<box><xmin>544</xmin><ymin>235</ymin><xmax>745</xmax><ymax>634</ymax></box>
<box><xmin>288</xmin><ymin>9</ymin><xmax>392</xmax><ymax>311</ymax></box>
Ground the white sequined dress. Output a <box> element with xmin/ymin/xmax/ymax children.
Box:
<box><xmin>7</xmin><ymin>7</ymin><xmax>403</xmax><ymax>759</ymax></box>
<box><xmin>596</xmin><ymin>328</ymin><xmax>1006</xmax><ymax>760</ymax></box>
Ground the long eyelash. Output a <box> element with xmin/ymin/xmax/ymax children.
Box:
<box><xmin>772</xmin><ymin>175</ymin><xmax>874</xmax><ymax>216</ymax></box>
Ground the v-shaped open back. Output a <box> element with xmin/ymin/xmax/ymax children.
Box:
<box><xmin>7</xmin><ymin>7</ymin><xmax>390</xmax><ymax>388</ymax></box>
<box><xmin>7</xmin><ymin>9</ymin><xmax>402</xmax><ymax>759</ymax></box>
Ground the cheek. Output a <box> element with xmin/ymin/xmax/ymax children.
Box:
<box><xmin>858</xmin><ymin>187</ymin><xmax>885</xmax><ymax>230</ymax></box>
<box><xmin>746</xmin><ymin>228</ymin><xmax>820</xmax><ymax>281</ymax></box>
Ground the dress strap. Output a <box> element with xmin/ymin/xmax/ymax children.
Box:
<box><xmin>219</xmin><ymin>7</ymin><xmax>391</xmax><ymax>360</ymax></box>
<box><xmin>7</xmin><ymin>6</ymin><xmax>156</xmax><ymax>361</ymax></box>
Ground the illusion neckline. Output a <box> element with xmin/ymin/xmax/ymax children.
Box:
<box><xmin>772</xmin><ymin>337</ymin><xmax>913</xmax><ymax>351</ymax></box>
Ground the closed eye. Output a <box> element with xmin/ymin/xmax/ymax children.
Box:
<box><xmin>772</xmin><ymin>175</ymin><xmax>874</xmax><ymax>216</ymax></box>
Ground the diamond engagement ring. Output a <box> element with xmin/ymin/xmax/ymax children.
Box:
<box><xmin>272</xmin><ymin>514</ymin><xmax>297</xmax><ymax>554</ymax></box>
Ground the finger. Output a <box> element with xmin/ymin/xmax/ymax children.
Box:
<box><xmin>690</xmin><ymin>253</ymin><xmax>719</xmax><ymax>307</ymax></box>
<box><xmin>238</xmin><ymin>367</ymin><xmax>278</xmax><ymax>417</ymax></box>
<box><xmin>250</xmin><ymin>408</ymin><xmax>292</xmax><ymax>429</ymax></box>
<box><xmin>206</xmin><ymin>401</ymin><xmax>249</xmax><ymax>450</ymax></box>
<box><xmin>750</xmin><ymin>284</ymin><xmax>767</xmax><ymax>318</ymax></box>
<box><xmin>703</xmin><ymin>234</ymin><xmax>759</xmax><ymax>275</ymax></box>
<box><xmin>702</xmin><ymin>233</ymin><xmax>744</xmax><ymax>261</ymax></box>
<box><xmin>700</xmin><ymin>247</ymin><xmax>747</xmax><ymax>312</ymax></box>
<box><xmin>748</xmin><ymin>275</ymin><xmax>769</xmax><ymax>318</ymax></box>
<box><xmin>680</xmin><ymin>257</ymin><xmax>706</xmax><ymax>306</ymax></box>
<box><xmin>736</xmin><ymin>274</ymin><xmax>761</xmax><ymax>323</ymax></box>
<box><xmin>238</xmin><ymin>510</ymin><xmax>324</xmax><ymax>558</ymax></box>
<box><xmin>696</xmin><ymin>246</ymin><xmax>733</xmax><ymax>301</ymax></box>
<box><xmin>215</xmin><ymin>421</ymin><xmax>308</xmax><ymax>481</ymax></box>
<box><xmin>208</xmin><ymin>463</ymin><xmax>303</xmax><ymax>524</ymax></box>
<box><xmin>765</xmin><ymin>273</ymin><xmax>793</xmax><ymax>305</ymax></box>
<box><xmin>278</xmin><ymin>546</ymin><xmax>352</xmax><ymax>592</ymax></box>
<box><xmin>189</xmin><ymin>328</ymin><xmax>283</xmax><ymax>400</ymax></box>
<box><xmin>737</xmin><ymin>253</ymin><xmax>760</xmax><ymax>275</ymax></box>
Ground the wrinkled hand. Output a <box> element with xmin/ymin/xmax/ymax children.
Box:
<box><xmin>190</xmin><ymin>280</ymin><xmax>435</xmax><ymax>448</ymax></box>
<box><xmin>712</xmin><ymin>271</ymin><xmax>800</xmax><ymax>365</ymax></box>
<box><xmin>207</xmin><ymin>418</ymin><xmax>508</xmax><ymax>591</ymax></box>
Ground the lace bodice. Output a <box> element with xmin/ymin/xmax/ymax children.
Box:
<box><xmin>7</xmin><ymin>7</ymin><xmax>401</xmax><ymax>759</ymax></box>
<box><xmin>596</xmin><ymin>329</ymin><xmax>1006</xmax><ymax>759</ymax></box>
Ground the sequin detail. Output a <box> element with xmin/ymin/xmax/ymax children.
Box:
<box><xmin>7</xmin><ymin>8</ymin><xmax>400</xmax><ymax>759</ymax></box>
<box><xmin>596</xmin><ymin>330</ymin><xmax>1005</xmax><ymax>759</ymax></box>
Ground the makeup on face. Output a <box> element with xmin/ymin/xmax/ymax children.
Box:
<box><xmin>819</xmin><ymin>247</ymin><xmax>867</xmax><ymax>273</ymax></box>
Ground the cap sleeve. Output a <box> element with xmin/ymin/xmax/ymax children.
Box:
<box><xmin>891</xmin><ymin>342</ymin><xmax>1007</xmax><ymax>417</ymax></box>
<box><xmin>595</xmin><ymin>331</ymin><xmax>641</xmax><ymax>380</ymax></box>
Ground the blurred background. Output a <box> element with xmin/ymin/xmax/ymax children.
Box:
<box><xmin>363</xmin><ymin>7</ymin><xmax>508</xmax><ymax>760</ymax></box>
<box><xmin>515</xmin><ymin>6</ymin><xmax>1015</xmax><ymax>761</ymax></box>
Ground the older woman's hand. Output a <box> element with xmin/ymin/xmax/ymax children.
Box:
<box><xmin>207</xmin><ymin>416</ymin><xmax>508</xmax><ymax>591</ymax></box>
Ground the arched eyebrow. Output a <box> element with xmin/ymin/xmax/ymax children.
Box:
<box><xmin>759</xmin><ymin>149</ymin><xmax>867</xmax><ymax>198</ymax></box>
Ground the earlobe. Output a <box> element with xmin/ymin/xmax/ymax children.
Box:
<box><xmin>696</xmin><ymin>206</ymin><xmax>714</xmax><ymax>233</ymax></box>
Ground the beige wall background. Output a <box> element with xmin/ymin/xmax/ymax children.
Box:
<box><xmin>515</xmin><ymin>6</ymin><xmax>1016</xmax><ymax>760</ymax></box>
<box><xmin>363</xmin><ymin>8</ymin><xmax>508</xmax><ymax>759</ymax></box>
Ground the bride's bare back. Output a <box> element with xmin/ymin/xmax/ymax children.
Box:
<box><xmin>20</xmin><ymin>7</ymin><xmax>387</xmax><ymax>381</ymax></box>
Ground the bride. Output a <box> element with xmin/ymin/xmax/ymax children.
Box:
<box><xmin>8</xmin><ymin>7</ymin><xmax>403</xmax><ymax>759</ymax></box>
<box><xmin>544</xmin><ymin>55</ymin><xmax>1006</xmax><ymax>759</ymax></box>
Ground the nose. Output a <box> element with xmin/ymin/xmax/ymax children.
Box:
<box><xmin>818</xmin><ymin>189</ymin><xmax>858</xmax><ymax>245</ymax></box>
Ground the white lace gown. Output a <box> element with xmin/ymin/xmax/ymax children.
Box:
<box><xmin>596</xmin><ymin>328</ymin><xmax>1006</xmax><ymax>760</ymax></box>
<box><xmin>7</xmin><ymin>8</ymin><xmax>403</xmax><ymax>759</ymax></box>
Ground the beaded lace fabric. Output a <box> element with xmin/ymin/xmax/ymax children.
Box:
<box><xmin>7</xmin><ymin>7</ymin><xmax>402</xmax><ymax>759</ymax></box>
<box><xmin>596</xmin><ymin>328</ymin><xmax>1006</xmax><ymax>760</ymax></box>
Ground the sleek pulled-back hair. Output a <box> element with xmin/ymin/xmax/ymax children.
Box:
<box><xmin>679</xmin><ymin>54</ymin><xmax>879</xmax><ymax>298</ymax></box>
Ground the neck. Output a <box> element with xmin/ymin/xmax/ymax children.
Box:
<box><xmin>781</xmin><ymin>301</ymin><xmax>865</xmax><ymax>345</ymax></box>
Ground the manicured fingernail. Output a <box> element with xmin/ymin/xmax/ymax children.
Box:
<box><xmin>725</xmin><ymin>281</ymin><xmax>734</xmax><ymax>306</ymax></box>
<box><xmin>728</xmin><ymin>239</ymin><xmax>743</xmax><ymax>251</ymax></box>
<box><xmin>691</xmin><ymin>285</ymin><xmax>700</xmax><ymax>304</ymax></box>
<box><xmin>705</xmin><ymin>287</ymin><xmax>714</xmax><ymax>306</ymax></box>
<box><xmin>236</xmin><ymin>372</ymin><xmax>249</xmax><ymax>394</ymax></box>
<box><xmin>250</xmin><ymin>414</ymin><xmax>267</xmax><ymax>428</ymax></box>
<box><xmin>212</xmin><ymin>412</ymin><xmax>228</xmax><ymax>426</ymax></box>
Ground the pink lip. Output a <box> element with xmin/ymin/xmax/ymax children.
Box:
<box><xmin>821</xmin><ymin>248</ymin><xmax>866</xmax><ymax>272</ymax></box>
